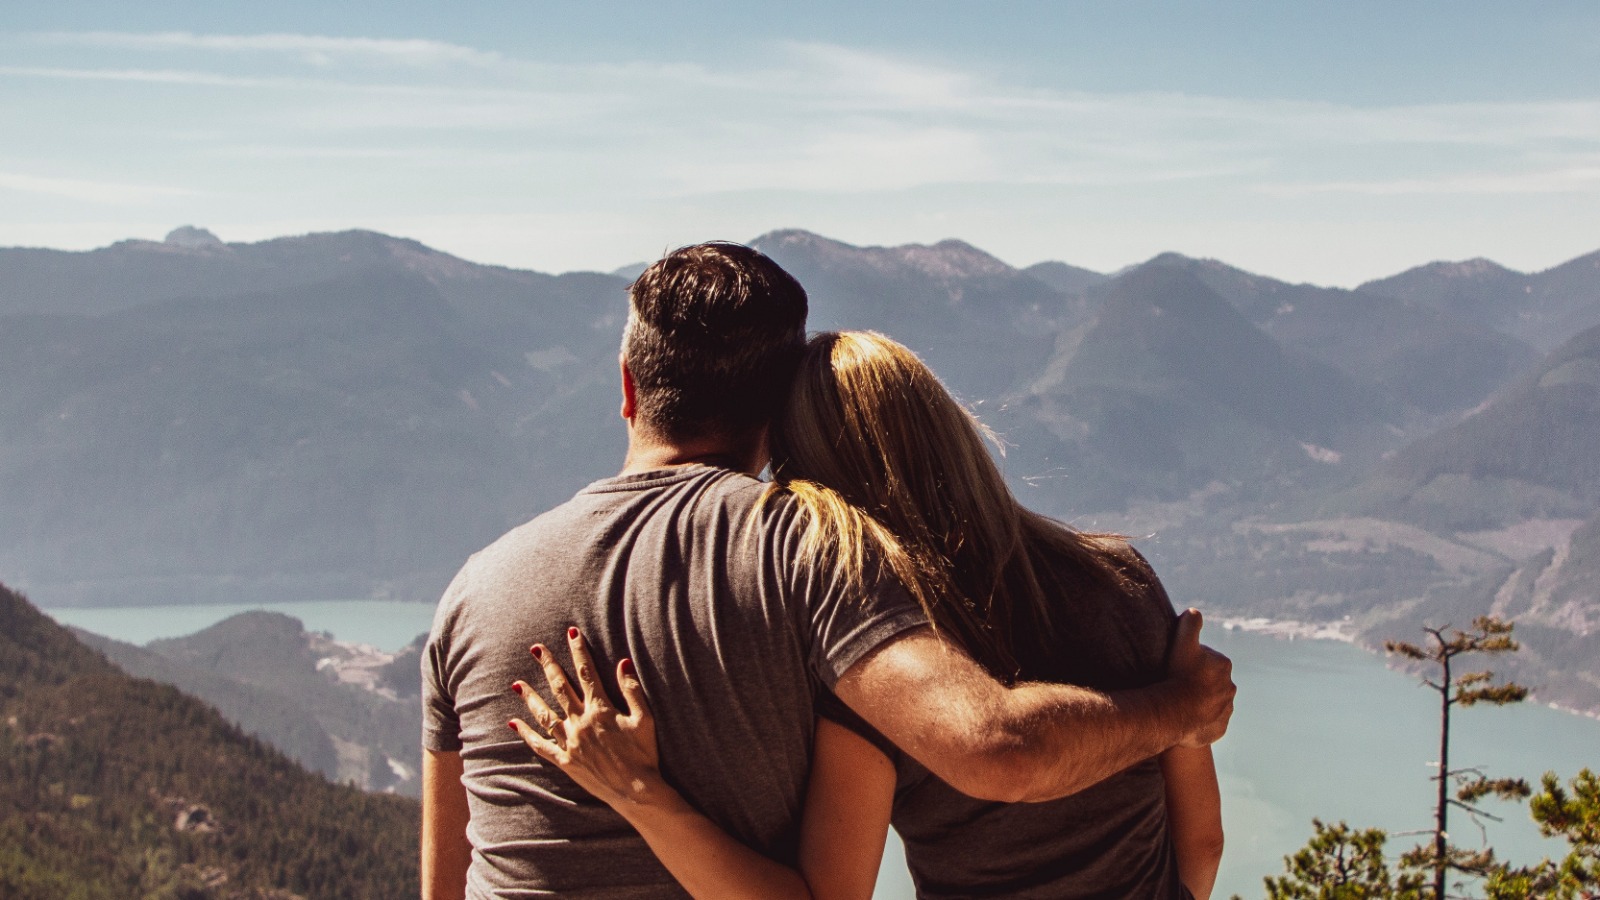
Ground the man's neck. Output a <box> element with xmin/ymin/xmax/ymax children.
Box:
<box><xmin>620</xmin><ymin>429</ymin><xmax>766</xmax><ymax>477</ymax></box>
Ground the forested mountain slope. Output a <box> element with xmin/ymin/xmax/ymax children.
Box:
<box><xmin>74</xmin><ymin>611</ymin><xmax>422</xmax><ymax>797</ymax></box>
<box><xmin>0</xmin><ymin>581</ymin><xmax>418</xmax><ymax>898</ymax></box>
<box><xmin>1</xmin><ymin>231</ymin><xmax>631</xmax><ymax>605</ymax></box>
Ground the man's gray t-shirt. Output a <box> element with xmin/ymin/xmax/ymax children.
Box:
<box><xmin>422</xmin><ymin>464</ymin><xmax>926</xmax><ymax>899</ymax></box>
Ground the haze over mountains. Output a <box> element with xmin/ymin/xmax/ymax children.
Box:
<box><xmin>5</xmin><ymin>225</ymin><xmax>1600</xmax><ymax>712</ymax></box>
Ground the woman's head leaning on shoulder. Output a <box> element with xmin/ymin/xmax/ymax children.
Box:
<box><xmin>767</xmin><ymin>330</ymin><xmax>1148</xmax><ymax>683</ymax></box>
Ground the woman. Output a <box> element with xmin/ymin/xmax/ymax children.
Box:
<box><xmin>511</xmin><ymin>331</ymin><xmax>1224</xmax><ymax>898</ymax></box>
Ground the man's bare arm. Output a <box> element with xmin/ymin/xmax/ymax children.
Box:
<box><xmin>834</xmin><ymin>609</ymin><xmax>1234</xmax><ymax>804</ymax></box>
<box><xmin>422</xmin><ymin>749</ymin><xmax>473</xmax><ymax>900</ymax></box>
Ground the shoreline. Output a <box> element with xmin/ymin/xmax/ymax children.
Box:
<box><xmin>1217</xmin><ymin>614</ymin><xmax>1600</xmax><ymax>721</ymax></box>
<box><xmin>1542</xmin><ymin>700</ymin><xmax>1600</xmax><ymax>722</ymax></box>
<box><xmin>1215</xmin><ymin>615</ymin><xmax>1357</xmax><ymax>643</ymax></box>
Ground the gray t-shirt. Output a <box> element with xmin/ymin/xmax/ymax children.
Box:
<box><xmin>822</xmin><ymin>544</ymin><xmax>1190</xmax><ymax>899</ymax></box>
<box><xmin>423</xmin><ymin>464</ymin><xmax>926</xmax><ymax>899</ymax></box>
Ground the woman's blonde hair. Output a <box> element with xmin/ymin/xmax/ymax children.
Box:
<box><xmin>769</xmin><ymin>331</ymin><xmax>1139</xmax><ymax>682</ymax></box>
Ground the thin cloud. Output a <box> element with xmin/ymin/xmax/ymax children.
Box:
<box><xmin>6</xmin><ymin>35</ymin><xmax>1599</xmax><ymax>206</ymax></box>
<box><xmin>12</xmin><ymin>37</ymin><xmax>1597</xmax><ymax>152</ymax></box>
<box><xmin>0</xmin><ymin>65</ymin><xmax>544</xmax><ymax>100</ymax></box>
<box><xmin>0</xmin><ymin>65</ymin><xmax>304</xmax><ymax>89</ymax></box>
<box><xmin>1260</xmin><ymin>167</ymin><xmax>1600</xmax><ymax>197</ymax></box>
<box><xmin>31</xmin><ymin>31</ymin><xmax>501</xmax><ymax>67</ymax></box>
<box><xmin>0</xmin><ymin>171</ymin><xmax>198</xmax><ymax>204</ymax></box>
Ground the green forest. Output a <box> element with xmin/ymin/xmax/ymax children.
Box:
<box><xmin>0</xmin><ymin>582</ymin><xmax>419</xmax><ymax>899</ymax></box>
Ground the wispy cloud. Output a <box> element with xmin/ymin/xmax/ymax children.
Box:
<box><xmin>11</xmin><ymin>35</ymin><xmax>1598</xmax><ymax>155</ymax></box>
<box><xmin>31</xmin><ymin>31</ymin><xmax>501</xmax><ymax>67</ymax></box>
<box><xmin>5</xmin><ymin>31</ymin><xmax>1600</xmax><ymax>267</ymax></box>
<box><xmin>0</xmin><ymin>64</ymin><xmax>308</xmax><ymax>89</ymax></box>
<box><xmin>1260</xmin><ymin>166</ymin><xmax>1600</xmax><ymax>197</ymax></box>
<box><xmin>0</xmin><ymin>171</ymin><xmax>198</xmax><ymax>204</ymax></box>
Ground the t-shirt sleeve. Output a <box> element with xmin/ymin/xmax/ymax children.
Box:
<box><xmin>420</xmin><ymin>563</ymin><xmax>470</xmax><ymax>753</ymax></box>
<box><xmin>776</xmin><ymin>502</ymin><xmax>928</xmax><ymax>688</ymax></box>
<box><xmin>809</xmin><ymin>573</ymin><xmax>928</xmax><ymax>688</ymax></box>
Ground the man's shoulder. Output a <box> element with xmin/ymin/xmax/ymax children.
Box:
<box><xmin>462</xmin><ymin>467</ymin><xmax>795</xmax><ymax>574</ymax></box>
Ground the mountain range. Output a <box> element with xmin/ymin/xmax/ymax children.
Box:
<box><xmin>5</xmin><ymin>225</ymin><xmax>1600</xmax><ymax>713</ymax></box>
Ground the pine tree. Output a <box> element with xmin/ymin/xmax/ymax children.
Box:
<box><xmin>1385</xmin><ymin>616</ymin><xmax>1531</xmax><ymax>899</ymax></box>
<box><xmin>1483</xmin><ymin>769</ymin><xmax>1600</xmax><ymax>898</ymax></box>
<box><xmin>1259</xmin><ymin>820</ymin><xmax>1425</xmax><ymax>899</ymax></box>
<box><xmin>1253</xmin><ymin>617</ymin><xmax>1540</xmax><ymax>900</ymax></box>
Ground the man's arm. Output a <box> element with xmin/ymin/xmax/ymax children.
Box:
<box><xmin>422</xmin><ymin>749</ymin><xmax>472</xmax><ymax>900</ymax></box>
<box><xmin>833</xmin><ymin>609</ymin><xmax>1234</xmax><ymax>804</ymax></box>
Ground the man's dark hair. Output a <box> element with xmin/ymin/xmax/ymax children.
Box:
<box><xmin>624</xmin><ymin>242</ymin><xmax>808</xmax><ymax>441</ymax></box>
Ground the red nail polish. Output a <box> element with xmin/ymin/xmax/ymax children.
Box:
<box><xmin>568</xmin><ymin>627</ymin><xmax>579</xmax><ymax>640</ymax></box>
<box><xmin>530</xmin><ymin>645</ymin><xmax>543</xmax><ymax>660</ymax></box>
<box><xmin>621</xmin><ymin>659</ymin><xmax>636</xmax><ymax>677</ymax></box>
<box><xmin>507</xmin><ymin>720</ymin><xmax>518</xmax><ymax>731</ymax></box>
<box><xmin>511</xmin><ymin>682</ymin><xmax>523</xmax><ymax>695</ymax></box>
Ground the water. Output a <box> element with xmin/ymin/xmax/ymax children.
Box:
<box><xmin>1206</xmin><ymin>627</ymin><xmax>1598</xmax><ymax>897</ymax></box>
<box><xmin>45</xmin><ymin>603</ymin><xmax>1600</xmax><ymax>898</ymax></box>
<box><xmin>47</xmin><ymin>599</ymin><xmax>439</xmax><ymax>652</ymax></box>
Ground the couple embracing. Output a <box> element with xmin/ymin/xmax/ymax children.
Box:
<box><xmin>421</xmin><ymin>242</ymin><xmax>1235</xmax><ymax>899</ymax></box>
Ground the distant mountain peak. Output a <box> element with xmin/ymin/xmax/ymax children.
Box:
<box><xmin>1109</xmin><ymin>251</ymin><xmax>1204</xmax><ymax>278</ymax></box>
<box><xmin>1414</xmin><ymin>257</ymin><xmax>1516</xmax><ymax>279</ymax></box>
<box><xmin>163</xmin><ymin>225</ymin><xmax>224</xmax><ymax>249</ymax></box>
<box><xmin>256</xmin><ymin>229</ymin><xmax>496</xmax><ymax>279</ymax></box>
<box><xmin>1145</xmin><ymin>251</ymin><xmax>1195</xmax><ymax>266</ymax></box>
<box><xmin>610</xmin><ymin>262</ymin><xmax>649</xmax><ymax>281</ymax></box>
<box><xmin>751</xmin><ymin>229</ymin><xmax>1015</xmax><ymax>280</ymax></box>
<box><xmin>903</xmin><ymin>239</ymin><xmax>1014</xmax><ymax>278</ymax></box>
<box><xmin>1141</xmin><ymin>251</ymin><xmax>1248</xmax><ymax>278</ymax></box>
<box><xmin>1023</xmin><ymin>260</ymin><xmax>1107</xmax><ymax>294</ymax></box>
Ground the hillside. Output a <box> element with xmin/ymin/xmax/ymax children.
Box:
<box><xmin>69</xmin><ymin>629</ymin><xmax>341</xmax><ymax>781</ymax></box>
<box><xmin>1001</xmin><ymin>263</ymin><xmax>1403</xmax><ymax>512</ymax></box>
<box><xmin>1392</xmin><ymin>511</ymin><xmax>1600</xmax><ymax>712</ymax></box>
<box><xmin>1022</xmin><ymin>260</ymin><xmax>1108</xmax><ymax>295</ymax></box>
<box><xmin>1356</xmin><ymin>321</ymin><xmax>1600</xmax><ymax>531</ymax></box>
<box><xmin>0</xmin><ymin>581</ymin><xmax>418</xmax><ymax>898</ymax></box>
<box><xmin>0</xmin><ymin>226</ymin><xmax>601</xmax><ymax>319</ymax></box>
<box><xmin>1145</xmin><ymin>253</ymin><xmax>1536</xmax><ymax>417</ymax></box>
<box><xmin>1362</xmin><ymin>250</ymin><xmax>1600</xmax><ymax>352</ymax></box>
<box><xmin>1152</xmin><ymin>325</ymin><xmax>1600</xmax><ymax>711</ymax></box>
<box><xmin>1</xmin><ymin>232</ymin><xmax>631</xmax><ymax>606</ymax></box>
<box><xmin>75</xmin><ymin>612</ymin><xmax>423</xmax><ymax>797</ymax></box>
<box><xmin>751</xmin><ymin>229</ymin><xmax>1078</xmax><ymax>401</ymax></box>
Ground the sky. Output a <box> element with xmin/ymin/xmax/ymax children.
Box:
<box><xmin>2</xmin><ymin>1</ymin><xmax>1598</xmax><ymax>286</ymax></box>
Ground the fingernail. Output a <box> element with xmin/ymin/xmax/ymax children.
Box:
<box><xmin>530</xmin><ymin>645</ymin><xmax>543</xmax><ymax>660</ymax></box>
<box><xmin>568</xmin><ymin>626</ymin><xmax>579</xmax><ymax>640</ymax></box>
<box><xmin>511</xmin><ymin>682</ymin><xmax>523</xmax><ymax>695</ymax></box>
<box><xmin>507</xmin><ymin>720</ymin><xmax>518</xmax><ymax>732</ymax></box>
<box><xmin>621</xmin><ymin>659</ymin><xmax>636</xmax><ymax>677</ymax></box>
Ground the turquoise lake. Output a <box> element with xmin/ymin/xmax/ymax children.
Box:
<box><xmin>45</xmin><ymin>602</ymin><xmax>1599</xmax><ymax>898</ymax></box>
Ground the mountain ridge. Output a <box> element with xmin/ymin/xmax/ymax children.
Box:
<box><xmin>8</xmin><ymin>225</ymin><xmax>1600</xmax><ymax>714</ymax></box>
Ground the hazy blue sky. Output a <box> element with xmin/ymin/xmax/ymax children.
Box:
<box><xmin>4</xmin><ymin>1</ymin><xmax>1597</xmax><ymax>284</ymax></box>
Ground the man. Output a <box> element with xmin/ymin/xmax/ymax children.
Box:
<box><xmin>421</xmin><ymin>242</ymin><xmax>1234</xmax><ymax>898</ymax></box>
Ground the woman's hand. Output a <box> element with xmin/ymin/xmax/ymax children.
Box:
<box><xmin>512</xmin><ymin>629</ymin><xmax>880</xmax><ymax>900</ymax></box>
<box><xmin>509</xmin><ymin>628</ymin><xmax>669</xmax><ymax>814</ymax></box>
